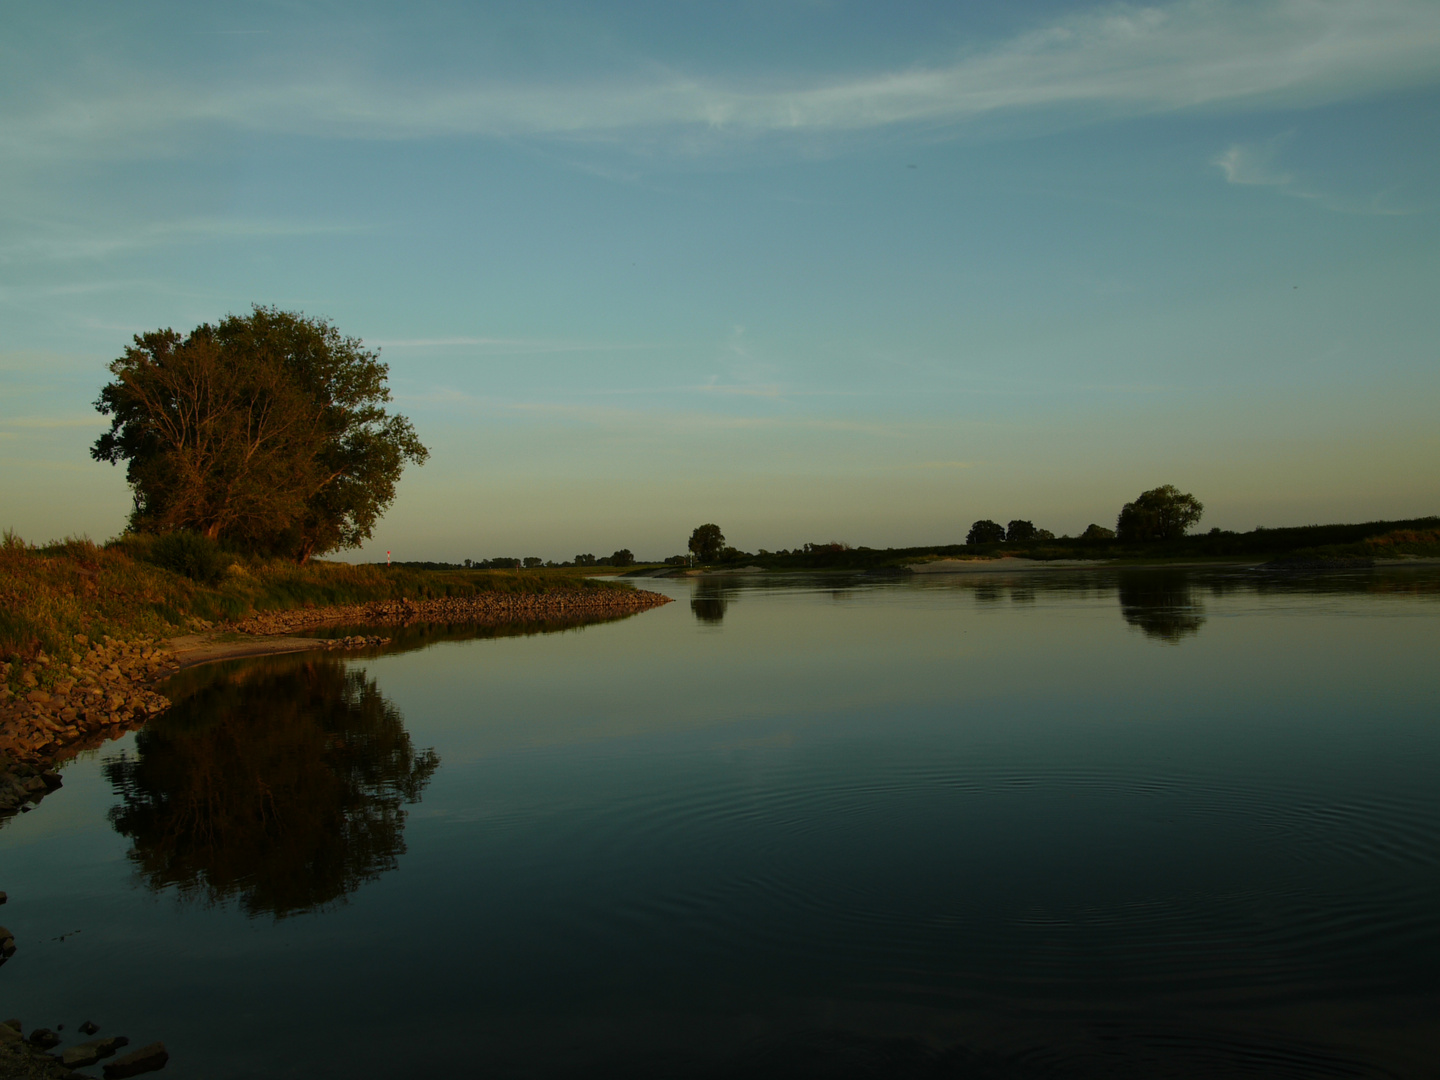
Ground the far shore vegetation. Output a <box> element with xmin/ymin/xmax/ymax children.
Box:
<box><xmin>660</xmin><ymin>515</ymin><xmax>1440</xmax><ymax>574</ymax></box>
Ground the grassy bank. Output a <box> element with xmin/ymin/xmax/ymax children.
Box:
<box><xmin>673</xmin><ymin>517</ymin><xmax>1440</xmax><ymax>573</ymax></box>
<box><xmin>0</xmin><ymin>531</ymin><xmax>635</xmax><ymax>673</ymax></box>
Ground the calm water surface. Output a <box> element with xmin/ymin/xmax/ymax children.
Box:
<box><xmin>2</xmin><ymin>568</ymin><xmax>1439</xmax><ymax>1077</ymax></box>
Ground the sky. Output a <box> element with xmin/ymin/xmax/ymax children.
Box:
<box><xmin>2</xmin><ymin>0</ymin><xmax>1438</xmax><ymax>562</ymax></box>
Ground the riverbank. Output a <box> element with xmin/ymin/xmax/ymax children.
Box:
<box><xmin>0</xmin><ymin>532</ymin><xmax>644</xmax><ymax>670</ymax></box>
<box><xmin>0</xmin><ymin>587</ymin><xmax>669</xmax><ymax>816</ymax></box>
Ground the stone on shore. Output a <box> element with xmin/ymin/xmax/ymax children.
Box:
<box><xmin>62</xmin><ymin>1035</ymin><xmax>128</xmax><ymax>1067</ymax></box>
<box><xmin>103</xmin><ymin>1041</ymin><xmax>168</xmax><ymax>1078</ymax></box>
<box><xmin>26</xmin><ymin>1028</ymin><xmax>60</xmax><ymax>1050</ymax></box>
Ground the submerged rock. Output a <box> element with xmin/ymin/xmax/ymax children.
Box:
<box><xmin>103</xmin><ymin>1041</ymin><xmax>168</xmax><ymax>1078</ymax></box>
<box><xmin>62</xmin><ymin>1034</ymin><xmax>128</xmax><ymax>1067</ymax></box>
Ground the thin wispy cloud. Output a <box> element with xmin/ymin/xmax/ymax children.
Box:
<box><xmin>1214</xmin><ymin>139</ymin><xmax>1297</xmax><ymax>188</ymax></box>
<box><xmin>1214</xmin><ymin>135</ymin><xmax>1420</xmax><ymax>213</ymax></box>
<box><xmin>0</xmin><ymin>416</ymin><xmax>108</xmax><ymax>430</ymax></box>
<box><xmin>398</xmin><ymin>387</ymin><xmax>924</xmax><ymax>438</ymax></box>
<box><xmin>0</xmin><ymin>218</ymin><xmax>365</xmax><ymax>262</ymax></box>
<box><xmin>371</xmin><ymin>337</ymin><xmax>661</xmax><ymax>354</ymax></box>
<box><xmin>7</xmin><ymin>0</ymin><xmax>1439</xmax><ymax>160</ymax></box>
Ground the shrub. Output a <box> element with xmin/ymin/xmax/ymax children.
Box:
<box><xmin>146</xmin><ymin>531</ymin><xmax>227</xmax><ymax>583</ymax></box>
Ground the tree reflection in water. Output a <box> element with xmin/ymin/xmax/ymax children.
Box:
<box><xmin>691</xmin><ymin>580</ymin><xmax>739</xmax><ymax>624</ymax></box>
<box><xmin>103</xmin><ymin>655</ymin><xmax>437</xmax><ymax>918</ymax></box>
<box><xmin>1117</xmin><ymin>570</ymin><xmax>1207</xmax><ymax>644</ymax></box>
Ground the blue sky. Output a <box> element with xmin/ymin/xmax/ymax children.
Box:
<box><xmin>3</xmin><ymin>0</ymin><xmax>1438</xmax><ymax>561</ymax></box>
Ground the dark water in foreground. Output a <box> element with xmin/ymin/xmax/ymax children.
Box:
<box><xmin>3</xmin><ymin>568</ymin><xmax>1439</xmax><ymax>1078</ymax></box>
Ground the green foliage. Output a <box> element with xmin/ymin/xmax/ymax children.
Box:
<box><xmin>688</xmin><ymin>523</ymin><xmax>726</xmax><ymax>563</ymax></box>
<box><xmin>610</xmin><ymin>549</ymin><xmax>635</xmax><ymax>567</ymax></box>
<box><xmin>1006</xmin><ymin>519</ymin><xmax>1037</xmax><ymax>543</ymax></box>
<box><xmin>1082</xmin><ymin>523</ymin><xmax>1116</xmax><ymax>540</ymax></box>
<box><xmin>967</xmin><ymin>520</ymin><xmax>1005</xmax><ymax>545</ymax></box>
<box><xmin>93</xmin><ymin>306</ymin><xmax>427</xmax><ymax>561</ymax></box>
<box><xmin>1116</xmin><ymin>485</ymin><xmax>1204</xmax><ymax>542</ymax></box>
<box><xmin>147</xmin><ymin>531</ymin><xmax>227</xmax><ymax>583</ymax></box>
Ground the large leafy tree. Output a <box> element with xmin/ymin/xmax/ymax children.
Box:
<box><xmin>688</xmin><ymin>523</ymin><xmax>726</xmax><ymax>563</ymax></box>
<box><xmin>93</xmin><ymin>306</ymin><xmax>427</xmax><ymax>561</ymax></box>
<box><xmin>1115</xmin><ymin>485</ymin><xmax>1204</xmax><ymax>542</ymax></box>
<box><xmin>966</xmin><ymin>519</ymin><xmax>1005</xmax><ymax>545</ymax></box>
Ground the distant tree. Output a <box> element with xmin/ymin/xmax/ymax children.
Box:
<box><xmin>1006</xmin><ymin>520</ymin><xmax>1037</xmax><ymax>543</ymax></box>
<box><xmin>523</xmin><ymin>556</ymin><xmax>543</xmax><ymax>569</ymax></box>
<box><xmin>1081</xmin><ymin>524</ymin><xmax>1116</xmax><ymax>540</ymax></box>
<box><xmin>663</xmin><ymin>555</ymin><xmax>688</xmax><ymax>566</ymax></box>
<box><xmin>92</xmin><ymin>306</ymin><xmax>427</xmax><ymax>562</ymax></box>
<box><xmin>610</xmin><ymin>548</ymin><xmax>635</xmax><ymax>567</ymax></box>
<box><xmin>1116</xmin><ymin>485</ymin><xmax>1204</xmax><ymax>542</ymax></box>
<box><xmin>463</xmin><ymin>558</ymin><xmax>473</xmax><ymax>568</ymax></box>
<box><xmin>573</xmin><ymin>553</ymin><xmax>597</xmax><ymax>567</ymax></box>
<box><xmin>1035</xmin><ymin>529</ymin><xmax>1055</xmax><ymax>541</ymax></box>
<box><xmin>688</xmin><ymin>523</ymin><xmax>726</xmax><ymax>563</ymax></box>
<box><xmin>967</xmin><ymin>519</ymin><xmax>1005</xmax><ymax>545</ymax></box>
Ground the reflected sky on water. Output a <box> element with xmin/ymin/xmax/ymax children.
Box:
<box><xmin>1</xmin><ymin>567</ymin><xmax>1438</xmax><ymax>1077</ymax></box>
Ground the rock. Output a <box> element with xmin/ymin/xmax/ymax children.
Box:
<box><xmin>62</xmin><ymin>1045</ymin><xmax>102</xmax><ymax>1068</ymax></box>
<box><xmin>79</xmin><ymin>1021</ymin><xmax>98</xmax><ymax>1035</ymax></box>
<box><xmin>25</xmin><ymin>691</ymin><xmax>51</xmax><ymax>705</ymax></box>
<box><xmin>0</xmin><ymin>1021</ymin><xmax>19</xmax><ymax>1041</ymax></box>
<box><xmin>103</xmin><ymin>1041</ymin><xmax>167</xmax><ymax>1078</ymax></box>
<box><xmin>0</xmin><ymin>927</ymin><xmax>15</xmax><ymax>956</ymax></box>
<box><xmin>26</xmin><ymin>1028</ymin><xmax>60</xmax><ymax>1050</ymax></box>
<box><xmin>62</xmin><ymin>1035</ymin><xmax>127</xmax><ymax>1067</ymax></box>
<box><xmin>41</xmin><ymin>772</ymin><xmax>62</xmax><ymax>789</ymax></box>
<box><xmin>0</xmin><ymin>891</ymin><xmax>7</xmax><ymax>904</ymax></box>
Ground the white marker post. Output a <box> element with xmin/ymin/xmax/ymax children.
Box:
<box><xmin>387</xmin><ymin>550</ymin><xmax>391</xmax><ymax>567</ymax></box>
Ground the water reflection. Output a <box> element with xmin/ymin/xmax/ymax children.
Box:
<box><xmin>1117</xmin><ymin>570</ymin><xmax>1207</xmax><ymax>643</ymax></box>
<box><xmin>691</xmin><ymin>580</ymin><xmax>740</xmax><ymax>624</ymax></box>
<box><xmin>104</xmin><ymin>655</ymin><xmax>437</xmax><ymax>918</ymax></box>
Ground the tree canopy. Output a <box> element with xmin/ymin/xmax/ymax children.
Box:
<box><xmin>1006</xmin><ymin>519</ymin><xmax>1037</xmax><ymax>543</ymax></box>
<box><xmin>92</xmin><ymin>306</ymin><xmax>427</xmax><ymax>561</ymax></box>
<box><xmin>1115</xmin><ymin>485</ymin><xmax>1204</xmax><ymax>542</ymax></box>
<box><xmin>688</xmin><ymin>523</ymin><xmax>725</xmax><ymax>563</ymax></box>
<box><xmin>967</xmin><ymin>519</ymin><xmax>1005</xmax><ymax>545</ymax></box>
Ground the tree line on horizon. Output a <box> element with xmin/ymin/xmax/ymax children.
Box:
<box><xmin>680</xmin><ymin>486</ymin><xmax>1208</xmax><ymax>567</ymax></box>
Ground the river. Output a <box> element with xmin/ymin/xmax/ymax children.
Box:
<box><xmin>2</xmin><ymin>567</ymin><xmax>1438</xmax><ymax>1077</ymax></box>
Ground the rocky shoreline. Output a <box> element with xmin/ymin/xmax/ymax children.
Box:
<box><xmin>0</xmin><ymin>636</ymin><xmax>175</xmax><ymax>771</ymax></box>
<box><xmin>0</xmin><ymin>1017</ymin><xmax>166</xmax><ymax>1079</ymax></box>
<box><xmin>1</xmin><ymin>588</ymin><xmax>670</xmax><ymax>818</ymax></box>
<box><xmin>228</xmin><ymin>587</ymin><xmax>673</xmax><ymax>636</ymax></box>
